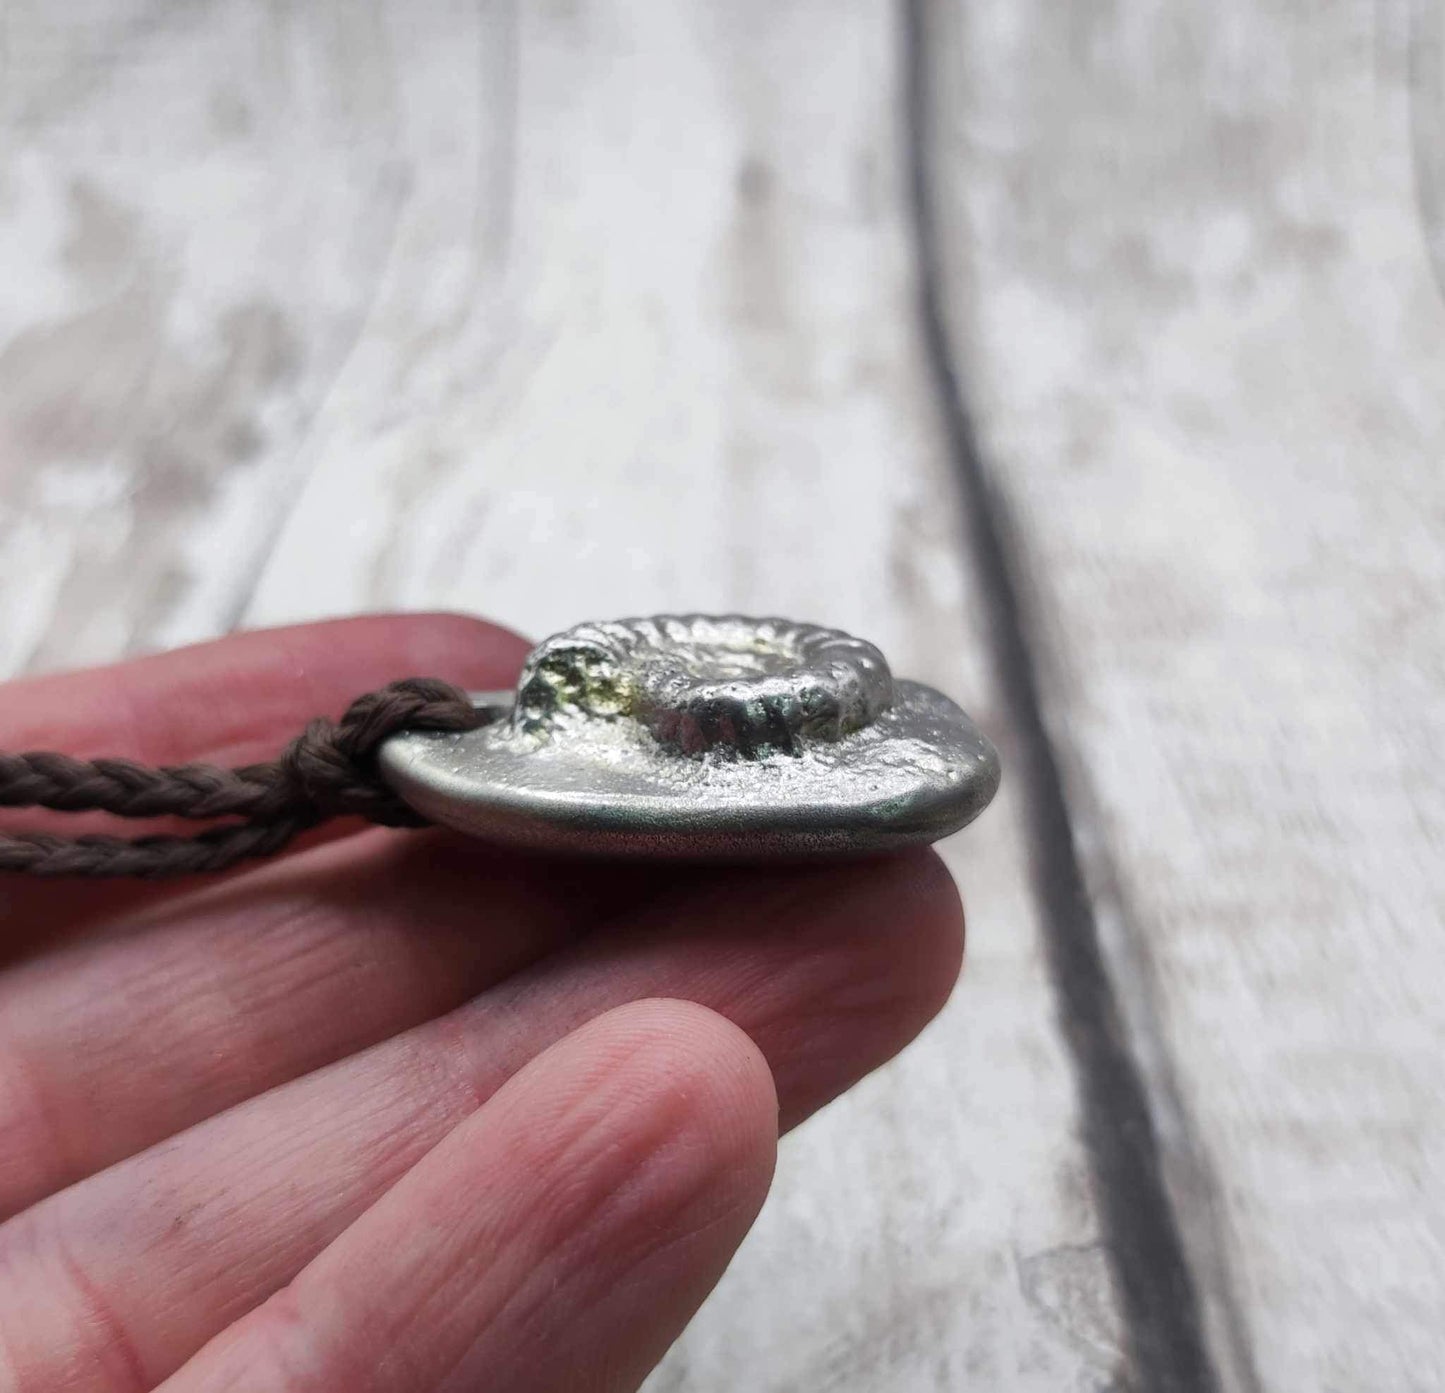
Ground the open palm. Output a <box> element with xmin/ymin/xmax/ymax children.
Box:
<box><xmin>0</xmin><ymin>615</ymin><xmax>963</xmax><ymax>1393</ymax></box>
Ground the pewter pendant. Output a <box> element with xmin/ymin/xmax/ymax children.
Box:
<box><xmin>378</xmin><ymin>615</ymin><xmax>1000</xmax><ymax>859</ymax></box>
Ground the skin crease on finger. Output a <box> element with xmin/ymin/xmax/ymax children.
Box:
<box><xmin>159</xmin><ymin>1001</ymin><xmax>780</xmax><ymax>1393</ymax></box>
<box><xmin>0</xmin><ymin>848</ymin><xmax>965</xmax><ymax>1393</ymax></box>
<box><xmin>0</xmin><ymin>827</ymin><xmax>659</xmax><ymax>1221</ymax></box>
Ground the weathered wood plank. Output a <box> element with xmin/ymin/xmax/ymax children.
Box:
<box><xmin>247</xmin><ymin>4</ymin><xmax>1128</xmax><ymax>1387</ymax></box>
<box><xmin>0</xmin><ymin>2</ymin><xmax>1126</xmax><ymax>1389</ymax></box>
<box><xmin>925</xmin><ymin>1</ymin><xmax>1445</xmax><ymax>1389</ymax></box>
<box><xmin>0</xmin><ymin>0</ymin><xmax>505</xmax><ymax>674</ymax></box>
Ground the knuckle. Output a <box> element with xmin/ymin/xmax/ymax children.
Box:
<box><xmin>0</xmin><ymin>1208</ymin><xmax>148</xmax><ymax>1393</ymax></box>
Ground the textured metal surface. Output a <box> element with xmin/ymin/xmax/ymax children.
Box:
<box><xmin>378</xmin><ymin>615</ymin><xmax>1000</xmax><ymax>858</ymax></box>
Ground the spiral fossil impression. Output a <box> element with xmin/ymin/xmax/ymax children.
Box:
<box><xmin>512</xmin><ymin>616</ymin><xmax>895</xmax><ymax>757</ymax></box>
<box><xmin>378</xmin><ymin>611</ymin><xmax>1001</xmax><ymax>857</ymax></box>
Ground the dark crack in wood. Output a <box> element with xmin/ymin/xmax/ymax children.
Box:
<box><xmin>899</xmin><ymin>2</ymin><xmax>1230</xmax><ymax>1389</ymax></box>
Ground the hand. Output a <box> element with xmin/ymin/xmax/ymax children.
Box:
<box><xmin>0</xmin><ymin>615</ymin><xmax>964</xmax><ymax>1393</ymax></box>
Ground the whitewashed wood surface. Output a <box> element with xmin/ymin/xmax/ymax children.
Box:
<box><xmin>927</xmin><ymin>1</ymin><xmax>1445</xmax><ymax>1388</ymax></box>
<box><xmin>0</xmin><ymin>2</ymin><xmax>1439</xmax><ymax>1390</ymax></box>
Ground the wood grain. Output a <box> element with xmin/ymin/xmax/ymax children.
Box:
<box><xmin>0</xmin><ymin>2</ymin><xmax>1126</xmax><ymax>1390</ymax></box>
<box><xmin>924</xmin><ymin>0</ymin><xmax>1445</xmax><ymax>1389</ymax></box>
<box><xmin>5</xmin><ymin>0</ymin><xmax>1441</xmax><ymax>1388</ymax></box>
<box><xmin>0</xmin><ymin>0</ymin><xmax>447</xmax><ymax>674</ymax></box>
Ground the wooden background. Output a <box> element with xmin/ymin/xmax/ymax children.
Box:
<box><xmin>1</xmin><ymin>1</ymin><xmax>1441</xmax><ymax>1388</ymax></box>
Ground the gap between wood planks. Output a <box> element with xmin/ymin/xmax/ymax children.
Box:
<box><xmin>899</xmin><ymin>2</ymin><xmax>1256</xmax><ymax>1390</ymax></box>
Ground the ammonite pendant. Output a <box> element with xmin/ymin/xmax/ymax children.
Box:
<box><xmin>378</xmin><ymin>615</ymin><xmax>1000</xmax><ymax>859</ymax></box>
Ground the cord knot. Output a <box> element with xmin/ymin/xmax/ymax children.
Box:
<box><xmin>275</xmin><ymin>678</ymin><xmax>486</xmax><ymax>826</ymax></box>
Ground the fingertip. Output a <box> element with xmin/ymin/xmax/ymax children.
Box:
<box><xmin>509</xmin><ymin>998</ymin><xmax>780</xmax><ymax>1223</ymax></box>
<box><xmin>878</xmin><ymin>848</ymin><xmax>967</xmax><ymax>1026</ymax></box>
<box><xmin>239</xmin><ymin>611</ymin><xmax>532</xmax><ymax>715</ymax></box>
<box><xmin>466</xmin><ymin>1000</ymin><xmax>777</xmax><ymax>1391</ymax></box>
<box><xmin>0</xmin><ymin>611</ymin><xmax>534</xmax><ymax>761</ymax></box>
<box><xmin>656</xmin><ymin>849</ymin><xmax>965</xmax><ymax>1130</ymax></box>
<box><xmin>580</xmin><ymin>998</ymin><xmax>780</xmax><ymax>1188</ymax></box>
<box><xmin>585</xmin><ymin>997</ymin><xmax>778</xmax><ymax>1104</ymax></box>
<box><xmin>157</xmin><ymin>1000</ymin><xmax>780</xmax><ymax>1393</ymax></box>
<box><xmin>364</xmin><ymin>611</ymin><xmax>533</xmax><ymax>689</ymax></box>
<box><xmin>831</xmin><ymin>848</ymin><xmax>966</xmax><ymax>1049</ymax></box>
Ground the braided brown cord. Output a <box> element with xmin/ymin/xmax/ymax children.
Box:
<box><xmin>0</xmin><ymin>678</ymin><xmax>486</xmax><ymax>878</ymax></box>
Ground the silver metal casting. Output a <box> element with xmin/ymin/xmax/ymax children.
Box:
<box><xmin>378</xmin><ymin>615</ymin><xmax>1000</xmax><ymax>859</ymax></box>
